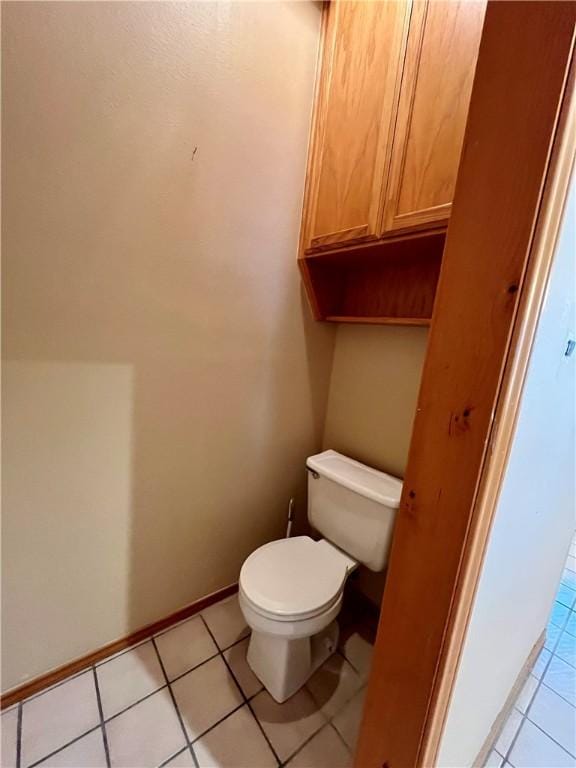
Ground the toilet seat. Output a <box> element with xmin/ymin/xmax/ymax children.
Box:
<box><xmin>239</xmin><ymin>536</ymin><xmax>356</xmax><ymax>622</ymax></box>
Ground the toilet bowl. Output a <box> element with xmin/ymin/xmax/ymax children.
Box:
<box><xmin>239</xmin><ymin>536</ymin><xmax>357</xmax><ymax>703</ymax></box>
<box><xmin>239</xmin><ymin>450</ymin><xmax>402</xmax><ymax>703</ymax></box>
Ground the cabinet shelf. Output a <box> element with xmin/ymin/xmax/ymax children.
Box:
<box><xmin>325</xmin><ymin>316</ymin><xmax>431</xmax><ymax>327</ymax></box>
<box><xmin>300</xmin><ymin>230</ymin><xmax>445</xmax><ymax>326</ymax></box>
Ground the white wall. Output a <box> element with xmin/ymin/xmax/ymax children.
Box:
<box><xmin>1</xmin><ymin>1</ymin><xmax>335</xmax><ymax>691</ymax></box>
<box><xmin>438</xmin><ymin>173</ymin><xmax>576</xmax><ymax>767</ymax></box>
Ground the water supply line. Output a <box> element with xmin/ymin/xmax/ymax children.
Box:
<box><xmin>286</xmin><ymin>497</ymin><xmax>295</xmax><ymax>538</ymax></box>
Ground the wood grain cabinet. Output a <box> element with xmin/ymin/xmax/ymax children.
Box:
<box><xmin>383</xmin><ymin>0</ymin><xmax>487</xmax><ymax>233</ymax></box>
<box><xmin>301</xmin><ymin>1</ymin><xmax>411</xmax><ymax>251</ymax></box>
<box><xmin>299</xmin><ymin>0</ymin><xmax>486</xmax><ymax>325</ymax></box>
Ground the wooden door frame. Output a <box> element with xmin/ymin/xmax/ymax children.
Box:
<box><xmin>355</xmin><ymin>3</ymin><xmax>576</xmax><ymax>768</ymax></box>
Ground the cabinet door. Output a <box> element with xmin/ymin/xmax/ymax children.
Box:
<box><xmin>383</xmin><ymin>0</ymin><xmax>486</xmax><ymax>233</ymax></box>
<box><xmin>302</xmin><ymin>0</ymin><xmax>411</xmax><ymax>252</ymax></box>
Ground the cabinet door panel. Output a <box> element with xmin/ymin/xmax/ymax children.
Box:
<box><xmin>383</xmin><ymin>0</ymin><xmax>486</xmax><ymax>233</ymax></box>
<box><xmin>303</xmin><ymin>0</ymin><xmax>411</xmax><ymax>252</ymax></box>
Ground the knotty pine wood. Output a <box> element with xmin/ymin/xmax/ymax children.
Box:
<box><xmin>354</xmin><ymin>3</ymin><xmax>576</xmax><ymax>767</ymax></box>
<box><xmin>421</xmin><ymin>57</ymin><xmax>576</xmax><ymax>768</ymax></box>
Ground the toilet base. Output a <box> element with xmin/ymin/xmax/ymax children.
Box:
<box><xmin>246</xmin><ymin>621</ymin><xmax>339</xmax><ymax>703</ymax></box>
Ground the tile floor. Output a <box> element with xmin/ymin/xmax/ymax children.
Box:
<box><xmin>485</xmin><ymin>538</ymin><xmax>576</xmax><ymax>768</ymax></box>
<box><xmin>1</xmin><ymin>593</ymin><xmax>377</xmax><ymax>768</ymax></box>
<box><xmin>3</xmin><ymin>542</ymin><xmax>574</xmax><ymax>768</ymax></box>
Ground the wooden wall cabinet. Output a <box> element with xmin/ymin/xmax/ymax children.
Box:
<box><xmin>299</xmin><ymin>0</ymin><xmax>486</xmax><ymax>325</ymax></box>
<box><xmin>301</xmin><ymin>1</ymin><xmax>411</xmax><ymax>251</ymax></box>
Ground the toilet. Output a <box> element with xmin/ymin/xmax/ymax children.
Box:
<box><xmin>239</xmin><ymin>449</ymin><xmax>402</xmax><ymax>703</ymax></box>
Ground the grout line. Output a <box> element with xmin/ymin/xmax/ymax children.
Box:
<box><xmin>26</xmin><ymin>725</ymin><xmax>104</xmax><ymax>768</ymax></box>
<box><xmin>198</xmin><ymin>615</ymin><xmax>282</xmax><ymax>766</ymax></box>
<box><xmin>92</xmin><ymin>667</ymin><xmax>111</xmax><ymax>768</ymax></box>
<box><xmin>165</xmin><ymin>650</ymin><xmax>221</xmax><ymax>685</ymax></box>
<box><xmin>500</xmin><ymin>611</ymin><xmax>574</xmax><ymax>767</ymax></box>
<box><xmin>523</xmin><ymin>714</ymin><xmax>576</xmax><ymax>759</ymax></box>
<box><xmin>219</xmin><ymin>631</ymin><xmax>251</xmax><ymax>654</ymax></box>
<box><xmin>538</xmin><ymin>679</ymin><xmax>576</xmax><ymax>710</ymax></box>
<box><xmin>99</xmin><ymin>648</ymin><xmax>226</xmax><ymax>729</ymax></box>
<box><xmin>158</xmin><ymin>746</ymin><xmax>191</xmax><ymax>767</ymax></box>
<box><xmin>277</xmin><ymin>720</ymin><xmax>331</xmax><ymax>767</ymax></box>
<box><xmin>103</xmin><ymin>684</ymin><xmax>169</xmax><ymax>724</ymax></box>
<box><xmin>189</xmin><ymin>701</ymin><xmax>246</xmax><ymax>745</ymax></box>
<box><xmin>16</xmin><ymin>702</ymin><xmax>22</xmax><ymax>768</ymax></box>
<box><xmin>151</xmin><ymin>637</ymin><xmax>199</xmax><ymax>768</ymax></box>
<box><xmin>328</xmin><ymin>720</ymin><xmax>354</xmax><ymax>754</ymax></box>
<box><xmin>153</xmin><ymin>612</ymin><xmax>208</xmax><ymax>642</ymax></box>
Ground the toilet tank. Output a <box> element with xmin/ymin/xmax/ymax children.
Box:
<box><xmin>306</xmin><ymin>450</ymin><xmax>403</xmax><ymax>572</ymax></box>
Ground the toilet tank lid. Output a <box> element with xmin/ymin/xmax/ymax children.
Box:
<box><xmin>306</xmin><ymin>450</ymin><xmax>403</xmax><ymax>508</ymax></box>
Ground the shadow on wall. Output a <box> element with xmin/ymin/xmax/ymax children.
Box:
<box><xmin>1</xmin><ymin>1</ymin><xmax>335</xmax><ymax>692</ymax></box>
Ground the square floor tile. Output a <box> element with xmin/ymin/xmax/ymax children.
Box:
<box><xmin>21</xmin><ymin>671</ymin><xmax>100</xmax><ymax>767</ymax></box>
<box><xmin>556</xmin><ymin>584</ymin><xmax>576</xmax><ymax>610</ymax></box>
<box><xmin>528</xmin><ymin>683</ymin><xmax>576</xmax><ymax>756</ymax></box>
<box><xmin>36</xmin><ymin>728</ymin><xmax>107</xmax><ymax>767</ymax></box>
<box><xmin>286</xmin><ymin>725</ymin><xmax>352</xmax><ymax>768</ymax></box>
<box><xmin>338</xmin><ymin>630</ymin><xmax>374</xmax><ymax>681</ymax></box>
<box><xmin>545</xmin><ymin>623</ymin><xmax>562</xmax><ymax>652</ymax></box>
<box><xmin>562</xmin><ymin>570</ymin><xmax>576</xmax><ymax>591</ymax></box>
<box><xmin>1</xmin><ymin>707</ymin><xmax>19</xmax><ymax>768</ymax></box>
<box><xmin>251</xmin><ymin>688</ymin><xmax>327</xmax><ymax>763</ymax></box>
<box><xmin>162</xmin><ymin>748</ymin><xmax>196</xmax><ymax>767</ymax></box>
<box><xmin>484</xmin><ymin>750</ymin><xmax>504</xmax><ymax>768</ymax></box>
<box><xmin>106</xmin><ymin>688</ymin><xmax>185</xmax><ymax>767</ymax></box>
<box><xmin>332</xmin><ymin>688</ymin><xmax>365</xmax><ymax>751</ymax></box>
<box><xmin>495</xmin><ymin>708</ymin><xmax>523</xmax><ymax>757</ymax></box>
<box><xmin>515</xmin><ymin>675</ymin><xmax>539</xmax><ymax>714</ymax></box>
<box><xmin>533</xmin><ymin>649</ymin><xmax>552</xmax><ymax>680</ymax></box>
<box><xmin>509</xmin><ymin>720</ymin><xmax>574</xmax><ymax>768</ymax></box>
<box><xmin>306</xmin><ymin>654</ymin><xmax>363</xmax><ymax>719</ymax></box>
<box><xmin>156</xmin><ymin>616</ymin><xmax>218</xmax><ymax>681</ymax></box>
<box><xmin>550</xmin><ymin>602</ymin><xmax>570</xmax><ymax>629</ymax></box>
<box><xmin>555</xmin><ymin>631</ymin><xmax>576</xmax><ymax>668</ymax></box>
<box><xmin>202</xmin><ymin>596</ymin><xmax>249</xmax><ymax>650</ymax></box>
<box><xmin>542</xmin><ymin>655</ymin><xmax>576</xmax><ymax>705</ymax></box>
<box><xmin>222</xmin><ymin>638</ymin><xmax>263</xmax><ymax>699</ymax></box>
<box><xmin>171</xmin><ymin>656</ymin><xmax>243</xmax><ymax>740</ymax></box>
<box><xmin>194</xmin><ymin>705</ymin><xmax>276</xmax><ymax>767</ymax></box>
<box><xmin>96</xmin><ymin>641</ymin><xmax>165</xmax><ymax>719</ymax></box>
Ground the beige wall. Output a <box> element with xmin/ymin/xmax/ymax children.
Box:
<box><xmin>438</xmin><ymin>175</ymin><xmax>576</xmax><ymax>766</ymax></box>
<box><xmin>323</xmin><ymin>324</ymin><xmax>428</xmax><ymax>479</ymax></box>
<box><xmin>322</xmin><ymin>324</ymin><xmax>428</xmax><ymax>602</ymax></box>
<box><xmin>1</xmin><ymin>1</ymin><xmax>335</xmax><ymax>691</ymax></box>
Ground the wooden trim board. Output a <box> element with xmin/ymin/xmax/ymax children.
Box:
<box><xmin>0</xmin><ymin>583</ymin><xmax>238</xmax><ymax>710</ymax></box>
<box><xmin>473</xmin><ymin>631</ymin><xmax>546</xmax><ymax>768</ymax></box>
<box><xmin>420</xmin><ymin>54</ymin><xmax>576</xmax><ymax>768</ymax></box>
<box><xmin>354</xmin><ymin>4</ymin><xmax>576</xmax><ymax>767</ymax></box>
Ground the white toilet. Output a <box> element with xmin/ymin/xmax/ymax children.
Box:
<box><xmin>239</xmin><ymin>449</ymin><xmax>402</xmax><ymax>703</ymax></box>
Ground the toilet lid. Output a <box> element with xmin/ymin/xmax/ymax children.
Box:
<box><xmin>240</xmin><ymin>536</ymin><xmax>351</xmax><ymax>619</ymax></box>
